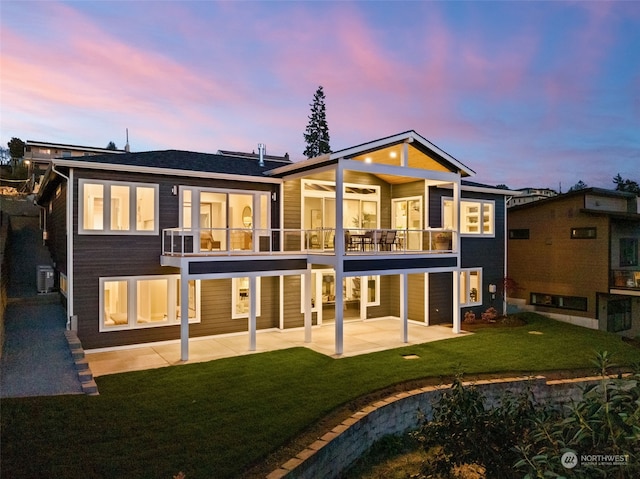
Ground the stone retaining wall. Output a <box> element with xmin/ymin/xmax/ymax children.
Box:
<box><xmin>267</xmin><ymin>375</ymin><xmax>609</xmax><ymax>479</ymax></box>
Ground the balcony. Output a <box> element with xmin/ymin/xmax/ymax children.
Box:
<box><xmin>611</xmin><ymin>269</ymin><xmax>640</xmax><ymax>291</ymax></box>
<box><xmin>162</xmin><ymin>227</ymin><xmax>456</xmax><ymax>257</ymax></box>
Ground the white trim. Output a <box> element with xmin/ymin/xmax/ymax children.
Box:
<box><xmin>99</xmin><ymin>275</ymin><xmax>201</xmax><ymax>332</ymax></box>
<box><xmin>78</xmin><ymin>179</ymin><xmax>159</xmax><ymax>235</ymax></box>
<box><xmin>460</xmin><ymin>268</ymin><xmax>483</xmax><ymax>307</ymax></box>
<box><xmin>53</xmin><ymin>158</ymin><xmax>282</xmax><ymax>184</ymax></box>
<box><xmin>232</xmin><ymin>276</ymin><xmax>262</xmax><ymax>319</ymax></box>
<box><xmin>443</xmin><ymin>196</ymin><xmax>496</xmax><ymax>238</ymax></box>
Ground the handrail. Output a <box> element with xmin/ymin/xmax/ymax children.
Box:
<box><xmin>161</xmin><ymin>227</ymin><xmax>457</xmax><ymax>257</ymax></box>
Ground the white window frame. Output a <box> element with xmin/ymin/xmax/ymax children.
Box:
<box><xmin>99</xmin><ymin>275</ymin><xmax>201</xmax><ymax>331</ymax></box>
<box><xmin>460</xmin><ymin>268</ymin><xmax>482</xmax><ymax>306</ymax></box>
<box><xmin>443</xmin><ymin>197</ymin><xmax>495</xmax><ymax>237</ymax></box>
<box><xmin>78</xmin><ymin>179</ymin><xmax>159</xmax><ymax>235</ymax></box>
<box><xmin>300</xmin><ymin>271</ymin><xmax>380</xmax><ymax>312</ymax></box>
<box><xmin>232</xmin><ymin>277</ymin><xmax>262</xmax><ymax>319</ymax></box>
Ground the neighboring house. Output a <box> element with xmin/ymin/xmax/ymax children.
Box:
<box><xmin>507</xmin><ymin>187</ymin><xmax>557</xmax><ymax>208</ymax></box>
<box><xmin>508</xmin><ymin>188</ymin><xmax>640</xmax><ymax>337</ymax></box>
<box><xmin>24</xmin><ymin>140</ymin><xmax>127</xmax><ymax>192</ymax></box>
<box><xmin>36</xmin><ymin>130</ymin><xmax>513</xmax><ymax>358</ymax></box>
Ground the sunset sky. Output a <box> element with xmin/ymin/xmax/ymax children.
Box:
<box><xmin>1</xmin><ymin>0</ymin><xmax>638</xmax><ymax>190</ymax></box>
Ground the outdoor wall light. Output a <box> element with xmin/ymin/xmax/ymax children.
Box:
<box><xmin>171</xmin><ymin>185</ymin><xmax>178</xmax><ymax>196</ymax></box>
<box><xmin>488</xmin><ymin>284</ymin><xmax>497</xmax><ymax>299</ymax></box>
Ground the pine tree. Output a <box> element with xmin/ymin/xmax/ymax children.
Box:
<box><xmin>303</xmin><ymin>86</ymin><xmax>331</xmax><ymax>158</ymax></box>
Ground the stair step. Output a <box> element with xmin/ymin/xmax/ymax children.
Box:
<box><xmin>74</xmin><ymin>358</ymin><xmax>90</xmax><ymax>371</ymax></box>
<box><xmin>78</xmin><ymin>369</ymin><xmax>93</xmax><ymax>383</ymax></box>
<box><xmin>71</xmin><ymin>349</ymin><xmax>85</xmax><ymax>360</ymax></box>
<box><xmin>81</xmin><ymin>379</ymin><xmax>99</xmax><ymax>395</ymax></box>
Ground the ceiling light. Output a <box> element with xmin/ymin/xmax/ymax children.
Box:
<box><xmin>364</xmin><ymin>157</ymin><xmax>372</xmax><ymax>163</ymax></box>
<box><xmin>389</xmin><ymin>151</ymin><xmax>397</xmax><ymax>158</ymax></box>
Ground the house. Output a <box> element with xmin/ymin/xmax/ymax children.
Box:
<box><xmin>24</xmin><ymin>140</ymin><xmax>127</xmax><ymax>192</ymax></box>
<box><xmin>508</xmin><ymin>187</ymin><xmax>640</xmax><ymax>337</ymax></box>
<box><xmin>506</xmin><ymin>187</ymin><xmax>557</xmax><ymax>208</ymax></box>
<box><xmin>35</xmin><ymin>130</ymin><xmax>513</xmax><ymax>359</ymax></box>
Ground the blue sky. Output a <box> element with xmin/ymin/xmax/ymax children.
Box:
<box><xmin>1</xmin><ymin>0</ymin><xmax>638</xmax><ymax>190</ymax></box>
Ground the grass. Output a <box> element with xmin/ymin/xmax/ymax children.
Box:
<box><xmin>2</xmin><ymin>313</ymin><xmax>640</xmax><ymax>479</ymax></box>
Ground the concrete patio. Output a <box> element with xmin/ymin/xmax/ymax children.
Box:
<box><xmin>86</xmin><ymin>318</ymin><xmax>469</xmax><ymax>377</ymax></box>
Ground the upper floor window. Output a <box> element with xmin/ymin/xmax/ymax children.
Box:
<box><xmin>570</xmin><ymin>227</ymin><xmax>596</xmax><ymax>239</ymax></box>
<box><xmin>509</xmin><ymin>229</ymin><xmax>529</xmax><ymax>239</ymax></box>
<box><xmin>79</xmin><ymin>179</ymin><xmax>158</xmax><ymax>235</ymax></box>
<box><xmin>443</xmin><ymin>198</ymin><xmax>495</xmax><ymax>237</ymax></box>
<box><xmin>620</xmin><ymin>238</ymin><xmax>638</xmax><ymax>266</ymax></box>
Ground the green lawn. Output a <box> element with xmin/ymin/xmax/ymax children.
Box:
<box><xmin>2</xmin><ymin>313</ymin><xmax>640</xmax><ymax>479</ymax></box>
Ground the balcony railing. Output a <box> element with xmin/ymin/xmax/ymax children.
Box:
<box><xmin>162</xmin><ymin>227</ymin><xmax>457</xmax><ymax>257</ymax></box>
<box><xmin>611</xmin><ymin>269</ymin><xmax>640</xmax><ymax>291</ymax></box>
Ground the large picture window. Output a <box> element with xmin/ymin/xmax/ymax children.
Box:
<box><xmin>79</xmin><ymin>179</ymin><xmax>158</xmax><ymax>235</ymax></box>
<box><xmin>443</xmin><ymin>198</ymin><xmax>494</xmax><ymax>237</ymax></box>
<box><xmin>101</xmin><ymin>275</ymin><xmax>200</xmax><ymax>331</ymax></box>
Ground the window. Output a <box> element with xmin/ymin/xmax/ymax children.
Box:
<box><xmin>570</xmin><ymin>227</ymin><xmax>596</xmax><ymax>239</ymax></box>
<box><xmin>443</xmin><ymin>198</ymin><xmax>495</xmax><ymax>237</ymax></box>
<box><xmin>232</xmin><ymin>277</ymin><xmax>261</xmax><ymax>319</ymax></box>
<box><xmin>620</xmin><ymin>238</ymin><xmax>638</xmax><ymax>267</ymax></box>
<box><xmin>530</xmin><ymin>293</ymin><xmax>587</xmax><ymax>311</ymax></box>
<box><xmin>607</xmin><ymin>299</ymin><xmax>631</xmax><ymax>332</ymax></box>
<box><xmin>300</xmin><ymin>272</ymin><xmax>380</xmax><ymax>312</ymax></box>
<box><xmin>79</xmin><ymin>180</ymin><xmax>158</xmax><ymax>235</ymax></box>
<box><xmin>509</xmin><ymin>229</ymin><xmax>530</xmax><ymax>239</ymax></box>
<box><xmin>460</xmin><ymin>269</ymin><xmax>482</xmax><ymax>306</ymax></box>
<box><xmin>100</xmin><ymin>276</ymin><xmax>200</xmax><ymax>331</ymax></box>
<box><xmin>60</xmin><ymin>273</ymin><xmax>68</xmax><ymax>297</ymax></box>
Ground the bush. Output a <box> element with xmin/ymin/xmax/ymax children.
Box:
<box><xmin>413</xmin><ymin>352</ymin><xmax>640</xmax><ymax>478</ymax></box>
<box><xmin>481</xmin><ymin>307</ymin><xmax>498</xmax><ymax>322</ymax></box>
<box><xmin>463</xmin><ymin>311</ymin><xmax>476</xmax><ymax>323</ymax></box>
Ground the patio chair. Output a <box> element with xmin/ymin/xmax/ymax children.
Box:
<box><xmin>382</xmin><ymin>230</ymin><xmax>396</xmax><ymax>251</ymax></box>
<box><xmin>369</xmin><ymin>230</ymin><xmax>383</xmax><ymax>251</ymax></box>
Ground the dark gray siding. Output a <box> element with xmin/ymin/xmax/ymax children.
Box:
<box><xmin>429</xmin><ymin>272</ymin><xmax>453</xmax><ymax>324</ymax></box>
<box><xmin>70</xmin><ymin>168</ymin><xmax>279</xmax><ymax>348</ymax></box>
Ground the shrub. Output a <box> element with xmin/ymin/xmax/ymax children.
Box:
<box><xmin>481</xmin><ymin>307</ymin><xmax>498</xmax><ymax>322</ymax></box>
<box><xmin>463</xmin><ymin>311</ymin><xmax>476</xmax><ymax>323</ymax></box>
<box><xmin>413</xmin><ymin>352</ymin><xmax>640</xmax><ymax>478</ymax></box>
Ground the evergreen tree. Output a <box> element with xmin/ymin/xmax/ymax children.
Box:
<box><xmin>613</xmin><ymin>173</ymin><xmax>640</xmax><ymax>195</ymax></box>
<box><xmin>106</xmin><ymin>141</ymin><xmax>117</xmax><ymax>150</ymax></box>
<box><xmin>303</xmin><ymin>86</ymin><xmax>331</xmax><ymax>158</ymax></box>
<box><xmin>7</xmin><ymin>137</ymin><xmax>25</xmax><ymax>170</ymax></box>
<box><xmin>569</xmin><ymin>180</ymin><xmax>588</xmax><ymax>192</ymax></box>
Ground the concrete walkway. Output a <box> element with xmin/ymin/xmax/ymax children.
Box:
<box><xmin>0</xmin><ymin>211</ymin><xmax>83</xmax><ymax>398</ymax></box>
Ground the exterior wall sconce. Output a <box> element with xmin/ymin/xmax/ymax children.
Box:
<box><xmin>488</xmin><ymin>284</ymin><xmax>497</xmax><ymax>299</ymax></box>
<box><xmin>271</xmin><ymin>192</ymin><xmax>277</xmax><ymax>201</ymax></box>
<box><xmin>171</xmin><ymin>185</ymin><xmax>178</xmax><ymax>196</ymax></box>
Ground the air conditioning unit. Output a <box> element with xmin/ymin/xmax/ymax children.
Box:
<box><xmin>37</xmin><ymin>265</ymin><xmax>55</xmax><ymax>294</ymax></box>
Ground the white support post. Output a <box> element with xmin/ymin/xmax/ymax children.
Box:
<box><xmin>452</xmin><ymin>270</ymin><xmax>461</xmax><ymax>333</ymax></box>
<box><xmin>360</xmin><ymin>276</ymin><xmax>367</xmax><ymax>320</ymax></box>
<box><xmin>400</xmin><ymin>273</ymin><xmax>408</xmax><ymax>342</ymax></box>
<box><xmin>335</xmin><ymin>163</ymin><xmax>345</xmax><ymax>356</ymax></box>
<box><xmin>180</xmin><ymin>271</ymin><xmax>190</xmax><ymax>361</ymax></box>
<box><xmin>424</xmin><ymin>272</ymin><xmax>430</xmax><ymax>325</ymax></box>
<box><xmin>249</xmin><ymin>276</ymin><xmax>257</xmax><ymax>351</ymax></box>
<box><xmin>335</xmin><ymin>270</ymin><xmax>344</xmax><ymax>355</ymax></box>
<box><xmin>279</xmin><ymin>275</ymin><xmax>284</xmax><ymax>330</ymax></box>
<box><xmin>304</xmin><ymin>268</ymin><xmax>312</xmax><ymax>343</ymax></box>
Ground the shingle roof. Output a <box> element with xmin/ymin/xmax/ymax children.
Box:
<box><xmin>53</xmin><ymin>149</ymin><xmax>290</xmax><ymax>177</ymax></box>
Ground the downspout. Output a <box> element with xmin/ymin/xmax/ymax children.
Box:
<box><xmin>52</xmin><ymin>165</ymin><xmax>74</xmax><ymax>329</ymax></box>
<box><xmin>503</xmin><ymin>196</ymin><xmax>511</xmax><ymax>316</ymax></box>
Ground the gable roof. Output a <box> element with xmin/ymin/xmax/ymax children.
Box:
<box><xmin>266</xmin><ymin>130</ymin><xmax>476</xmax><ymax>178</ymax></box>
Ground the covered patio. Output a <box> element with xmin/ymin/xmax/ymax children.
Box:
<box><xmin>86</xmin><ymin>318</ymin><xmax>470</xmax><ymax>377</ymax></box>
